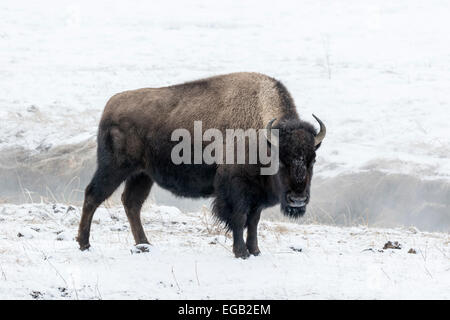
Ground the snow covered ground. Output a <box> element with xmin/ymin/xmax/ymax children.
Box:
<box><xmin>0</xmin><ymin>203</ymin><xmax>449</xmax><ymax>300</ymax></box>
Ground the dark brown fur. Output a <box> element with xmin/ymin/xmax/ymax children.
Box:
<box><xmin>77</xmin><ymin>72</ymin><xmax>322</xmax><ymax>258</ymax></box>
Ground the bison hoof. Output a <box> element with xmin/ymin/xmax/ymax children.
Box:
<box><xmin>79</xmin><ymin>242</ymin><xmax>91</xmax><ymax>251</ymax></box>
<box><xmin>233</xmin><ymin>247</ymin><xmax>250</xmax><ymax>259</ymax></box>
<box><xmin>249</xmin><ymin>248</ymin><xmax>261</xmax><ymax>256</ymax></box>
<box><xmin>131</xmin><ymin>243</ymin><xmax>151</xmax><ymax>254</ymax></box>
<box><xmin>76</xmin><ymin>235</ymin><xmax>91</xmax><ymax>251</ymax></box>
<box><xmin>247</xmin><ymin>242</ymin><xmax>261</xmax><ymax>256</ymax></box>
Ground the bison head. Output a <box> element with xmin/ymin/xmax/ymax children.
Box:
<box><xmin>265</xmin><ymin>115</ymin><xmax>326</xmax><ymax>217</ymax></box>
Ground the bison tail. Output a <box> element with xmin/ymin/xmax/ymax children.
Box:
<box><xmin>96</xmin><ymin>121</ymin><xmax>143</xmax><ymax>170</ymax></box>
<box><xmin>96</xmin><ymin>121</ymin><xmax>127</xmax><ymax>168</ymax></box>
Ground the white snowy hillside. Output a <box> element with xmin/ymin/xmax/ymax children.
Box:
<box><xmin>0</xmin><ymin>203</ymin><xmax>449</xmax><ymax>300</ymax></box>
<box><xmin>1</xmin><ymin>0</ymin><xmax>449</xmax><ymax>178</ymax></box>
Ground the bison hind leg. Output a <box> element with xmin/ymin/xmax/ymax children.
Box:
<box><xmin>121</xmin><ymin>172</ymin><xmax>153</xmax><ymax>245</ymax></box>
<box><xmin>77</xmin><ymin>165</ymin><xmax>132</xmax><ymax>250</ymax></box>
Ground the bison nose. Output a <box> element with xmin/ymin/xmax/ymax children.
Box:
<box><xmin>286</xmin><ymin>193</ymin><xmax>308</xmax><ymax>206</ymax></box>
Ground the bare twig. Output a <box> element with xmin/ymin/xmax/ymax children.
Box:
<box><xmin>423</xmin><ymin>266</ymin><xmax>433</xmax><ymax>279</ymax></box>
<box><xmin>381</xmin><ymin>268</ymin><xmax>391</xmax><ymax>281</ymax></box>
<box><xmin>171</xmin><ymin>266</ymin><xmax>181</xmax><ymax>292</ymax></box>
<box><xmin>195</xmin><ymin>261</ymin><xmax>200</xmax><ymax>286</ymax></box>
<box><xmin>322</xmin><ymin>34</ymin><xmax>332</xmax><ymax>79</ymax></box>
<box><xmin>434</xmin><ymin>244</ymin><xmax>449</xmax><ymax>259</ymax></box>
<box><xmin>95</xmin><ymin>275</ymin><xmax>102</xmax><ymax>300</ymax></box>
<box><xmin>71</xmin><ymin>275</ymin><xmax>79</xmax><ymax>300</ymax></box>
<box><xmin>0</xmin><ymin>264</ymin><xmax>6</xmax><ymax>281</ymax></box>
<box><xmin>45</xmin><ymin>256</ymin><xmax>69</xmax><ymax>288</ymax></box>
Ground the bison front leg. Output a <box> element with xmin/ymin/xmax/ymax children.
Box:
<box><xmin>232</xmin><ymin>217</ymin><xmax>250</xmax><ymax>259</ymax></box>
<box><xmin>246</xmin><ymin>208</ymin><xmax>262</xmax><ymax>256</ymax></box>
<box><xmin>215</xmin><ymin>199</ymin><xmax>250</xmax><ymax>258</ymax></box>
<box><xmin>213</xmin><ymin>171</ymin><xmax>251</xmax><ymax>259</ymax></box>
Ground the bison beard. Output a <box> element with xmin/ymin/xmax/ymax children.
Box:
<box><xmin>282</xmin><ymin>205</ymin><xmax>307</xmax><ymax>217</ymax></box>
<box><xmin>76</xmin><ymin>72</ymin><xmax>325</xmax><ymax>259</ymax></box>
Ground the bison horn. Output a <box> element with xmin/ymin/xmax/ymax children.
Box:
<box><xmin>264</xmin><ymin>118</ymin><xmax>278</xmax><ymax>146</ymax></box>
<box><xmin>312</xmin><ymin>114</ymin><xmax>326</xmax><ymax>146</ymax></box>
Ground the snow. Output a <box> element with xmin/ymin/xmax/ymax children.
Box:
<box><xmin>1</xmin><ymin>0</ymin><xmax>450</xmax><ymax>180</ymax></box>
<box><xmin>0</xmin><ymin>203</ymin><xmax>449</xmax><ymax>299</ymax></box>
<box><xmin>0</xmin><ymin>1</ymin><xmax>449</xmax><ymax>299</ymax></box>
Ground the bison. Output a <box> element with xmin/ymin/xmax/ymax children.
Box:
<box><xmin>77</xmin><ymin>72</ymin><xmax>326</xmax><ymax>258</ymax></box>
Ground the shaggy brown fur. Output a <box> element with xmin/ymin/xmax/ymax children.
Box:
<box><xmin>77</xmin><ymin>72</ymin><xmax>324</xmax><ymax>258</ymax></box>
